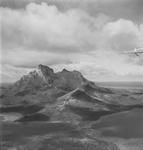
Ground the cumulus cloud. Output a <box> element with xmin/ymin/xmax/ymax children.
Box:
<box><xmin>1</xmin><ymin>2</ymin><xmax>143</xmax><ymax>83</ymax></box>
<box><xmin>2</xmin><ymin>2</ymin><xmax>142</xmax><ymax>53</ymax></box>
<box><xmin>1</xmin><ymin>0</ymin><xmax>143</xmax><ymax>24</ymax></box>
<box><xmin>102</xmin><ymin>19</ymin><xmax>143</xmax><ymax>50</ymax></box>
<box><xmin>2</xmin><ymin>2</ymin><xmax>105</xmax><ymax>52</ymax></box>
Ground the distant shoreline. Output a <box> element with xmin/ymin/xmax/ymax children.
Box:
<box><xmin>96</xmin><ymin>81</ymin><xmax>143</xmax><ymax>89</ymax></box>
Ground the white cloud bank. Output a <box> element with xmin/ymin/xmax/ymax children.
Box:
<box><xmin>1</xmin><ymin>2</ymin><xmax>143</xmax><ymax>83</ymax></box>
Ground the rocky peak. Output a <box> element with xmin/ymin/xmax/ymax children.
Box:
<box><xmin>8</xmin><ymin>64</ymin><xmax>91</xmax><ymax>94</ymax></box>
<box><xmin>61</xmin><ymin>68</ymin><xmax>69</xmax><ymax>72</ymax></box>
<box><xmin>37</xmin><ymin>64</ymin><xmax>54</xmax><ymax>77</ymax></box>
<box><xmin>54</xmin><ymin>69</ymin><xmax>88</xmax><ymax>91</ymax></box>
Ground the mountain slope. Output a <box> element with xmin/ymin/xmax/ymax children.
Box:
<box><xmin>0</xmin><ymin>65</ymin><xmax>92</xmax><ymax>105</ymax></box>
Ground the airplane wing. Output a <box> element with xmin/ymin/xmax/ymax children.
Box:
<box><xmin>136</xmin><ymin>48</ymin><xmax>143</xmax><ymax>51</ymax></box>
<box><xmin>122</xmin><ymin>51</ymin><xmax>140</xmax><ymax>56</ymax></box>
<box><xmin>122</xmin><ymin>51</ymin><xmax>135</xmax><ymax>54</ymax></box>
<box><xmin>122</xmin><ymin>48</ymin><xmax>143</xmax><ymax>55</ymax></box>
<box><xmin>136</xmin><ymin>51</ymin><xmax>143</xmax><ymax>53</ymax></box>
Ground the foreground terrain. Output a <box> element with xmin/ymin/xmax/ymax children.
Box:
<box><xmin>1</xmin><ymin>64</ymin><xmax>143</xmax><ymax>150</ymax></box>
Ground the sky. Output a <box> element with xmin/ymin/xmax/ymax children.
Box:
<box><xmin>1</xmin><ymin>0</ymin><xmax>143</xmax><ymax>83</ymax></box>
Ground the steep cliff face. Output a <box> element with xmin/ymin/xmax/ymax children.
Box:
<box><xmin>54</xmin><ymin>69</ymin><xmax>88</xmax><ymax>90</ymax></box>
<box><xmin>13</xmin><ymin>65</ymin><xmax>55</xmax><ymax>91</ymax></box>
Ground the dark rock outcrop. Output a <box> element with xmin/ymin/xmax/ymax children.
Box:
<box><xmin>6</xmin><ymin>64</ymin><xmax>89</xmax><ymax>95</ymax></box>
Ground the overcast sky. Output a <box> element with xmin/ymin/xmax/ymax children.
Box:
<box><xmin>1</xmin><ymin>0</ymin><xmax>143</xmax><ymax>83</ymax></box>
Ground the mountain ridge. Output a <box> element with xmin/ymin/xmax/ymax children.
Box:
<box><xmin>1</xmin><ymin>64</ymin><xmax>143</xmax><ymax>107</ymax></box>
<box><xmin>13</xmin><ymin>64</ymin><xmax>89</xmax><ymax>92</ymax></box>
<box><xmin>1</xmin><ymin>64</ymin><xmax>99</xmax><ymax>105</ymax></box>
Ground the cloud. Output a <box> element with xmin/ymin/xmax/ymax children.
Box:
<box><xmin>1</xmin><ymin>2</ymin><xmax>143</xmax><ymax>53</ymax></box>
<box><xmin>2</xmin><ymin>48</ymin><xmax>72</xmax><ymax>68</ymax></box>
<box><xmin>102</xmin><ymin>19</ymin><xmax>143</xmax><ymax>50</ymax></box>
<box><xmin>1</xmin><ymin>64</ymin><xmax>32</xmax><ymax>83</ymax></box>
<box><xmin>1</xmin><ymin>2</ymin><xmax>143</xmax><ymax>83</ymax></box>
<box><xmin>91</xmin><ymin>0</ymin><xmax>143</xmax><ymax>23</ymax></box>
<box><xmin>1</xmin><ymin>0</ymin><xmax>143</xmax><ymax>23</ymax></box>
<box><xmin>2</xmin><ymin>2</ymin><xmax>108</xmax><ymax>52</ymax></box>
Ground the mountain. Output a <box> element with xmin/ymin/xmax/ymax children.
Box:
<box><xmin>8</xmin><ymin>64</ymin><xmax>88</xmax><ymax>93</ymax></box>
<box><xmin>1</xmin><ymin>64</ymin><xmax>143</xmax><ymax>150</ymax></box>
<box><xmin>0</xmin><ymin>64</ymin><xmax>94</xmax><ymax>105</ymax></box>
<box><xmin>1</xmin><ymin>64</ymin><xmax>143</xmax><ymax>106</ymax></box>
